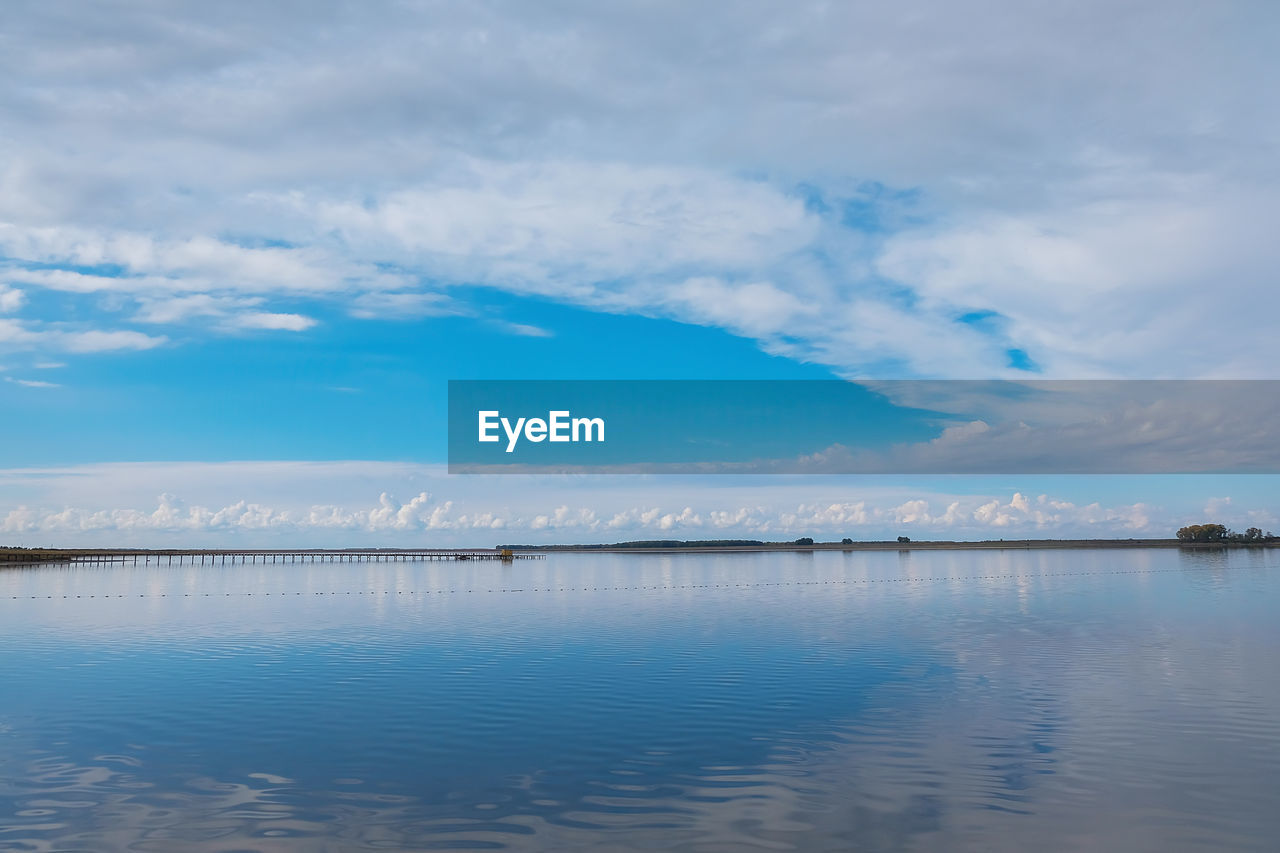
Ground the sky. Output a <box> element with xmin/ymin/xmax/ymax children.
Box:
<box><xmin>2</xmin><ymin>1</ymin><xmax>1278</xmax><ymax>545</ymax></box>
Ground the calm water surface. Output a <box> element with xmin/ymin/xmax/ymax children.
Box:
<box><xmin>1</xmin><ymin>548</ymin><xmax>1278</xmax><ymax>851</ymax></box>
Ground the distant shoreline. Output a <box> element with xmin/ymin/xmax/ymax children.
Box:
<box><xmin>498</xmin><ymin>539</ymin><xmax>1278</xmax><ymax>554</ymax></box>
<box><xmin>5</xmin><ymin>538</ymin><xmax>1277</xmax><ymax>566</ymax></box>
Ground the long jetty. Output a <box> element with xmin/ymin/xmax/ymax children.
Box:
<box><xmin>0</xmin><ymin>549</ymin><xmax>543</xmax><ymax>567</ymax></box>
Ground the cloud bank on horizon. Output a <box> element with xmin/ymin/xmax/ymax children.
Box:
<box><xmin>5</xmin><ymin>462</ymin><xmax>1273</xmax><ymax>548</ymax></box>
<box><xmin>1</xmin><ymin>0</ymin><xmax>1277</xmax><ymax>380</ymax></box>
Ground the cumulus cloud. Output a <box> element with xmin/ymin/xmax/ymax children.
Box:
<box><xmin>971</xmin><ymin>493</ymin><xmax>1151</xmax><ymax>531</ymax></box>
<box><xmin>0</xmin><ymin>488</ymin><xmax>1170</xmax><ymax>543</ymax></box>
<box><xmin>2</xmin><ymin>460</ymin><xmax>1252</xmax><ymax>546</ymax></box>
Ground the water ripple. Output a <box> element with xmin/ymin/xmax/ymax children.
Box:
<box><xmin>1</xmin><ymin>548</ymin><xmax>1278</xmax><ymax>850</ymax></box>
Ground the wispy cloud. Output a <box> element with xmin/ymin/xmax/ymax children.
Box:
<box><xmin>347</xmin><ymin>291</ymin><xmax>459</xmax><ymax>320</ymax></box>
<box><xmin>497</xmin><ymin>322</ymin><xmax>553</xmax><ymax>338</ymax></box>
<box><xmin>0</xmin><ymin>319</ymin><xmax>167</xmax><ymax>353</ymax></box>
<box><xmin>229</xmin><ymin>312</ymin><xmax>317</xmax><ymax>332</ymax></box>
<box><xmin>5</xmin><ymin>376</ymin><xmax>60</xmax><ymax>388</ymax></box>
<box><xmin>134</xmin><ymin>294</ymin><xmax>266</xmax><ymax>324</ymax></box>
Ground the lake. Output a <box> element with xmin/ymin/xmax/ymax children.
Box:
<box><xmin>2</xmin><ymin>547</ymin><xmax>1278</xmax><ymax>851</ymax></box>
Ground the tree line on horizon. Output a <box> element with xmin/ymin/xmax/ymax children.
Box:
<box><xmin>1176</xmin><ymin>523</ymin><xmax>1274</xmax><ymax>543</ymax></box>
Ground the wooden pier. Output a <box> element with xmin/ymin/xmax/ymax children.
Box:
<box><xmin>0</xmin><ymin>548</ymin><xmax>543</xmax><ymax>567</ymax></box>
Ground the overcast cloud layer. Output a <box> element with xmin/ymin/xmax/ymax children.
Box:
<box><xmin>2</xmin><ymin>1</ymin><xmax>1278</xmax><ymax>378</ymax></box>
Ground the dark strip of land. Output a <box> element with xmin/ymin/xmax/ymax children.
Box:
<box><xmin>499</xmin><ymin>539</ymin><xmax>1277</xmax><ymax>553</ymax></box>
<box><xmin>4</xmin><ymin>539</ymin><xmax>1275</xmax><ymax>567</ymax></box>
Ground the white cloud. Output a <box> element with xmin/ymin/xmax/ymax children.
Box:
<box><xmin>653</xmin><ymin>278</ymin><xmax>820</xmax><ymax>341</ymax></box>
<box><xmin>875</xmin><ymin>185</ymin><xmax>1280</xmax><ymax>377</ymax></box>
<box><xmin>305</xmin><ymin>161</ymin><xmax>818</xmax><ymax>281</ymax></box>
<box><xmin>0</xmin><ymin>318</ymin><xmax>167</xmax><ymax>353</ymax></box>
<box><xmin>1204</xmin><ymin>496</ymin><xmax>1233</xmax><ymax>518</ymax></box>
<box><xmin>348</xmin><ymin>291</ymin><xmax>458</xmax><ymax>320</ymax></box>
<box><xmin>498</xmin><ymin>322</ymin><xmax>553</xmax><ymax>338</ymax></box>
<box><xmin>0</xmin><ymin>228</ymin><xmax>342</xmax><ymax>292</ymax></box>
<box><xmin>2</xmin><ymin>460</ymin><xmax>1264</xmax><ymax>547</ymax></box>
<box><xmin>62</xmin><ymin>329</ymin><xmax>167</xmax><ymax>352</ymax></box>
<box><xmin>0</xmin><ymin>285</ymin><xmax>24</xmax><ymax>313</ymax></box>
<box><xmin>0</xmin><ymin>487</ymin><xmax>1165</xmax><ymax>541</ymax></box>
<box><xmin>134</xmin><ymin>294</ymin><xmax>328</xmax><ymax>334</ymax></box>
<box><xmin>134</xmin><ymin>294</ymin><xmax>265</xmax><ymax>324</ymax></box>
<box><xmin>4</xmin><ymin>376</ymin><xmax>60</xmax><ymax>388</ymax></box>
<box><xmin>0</xmin><ymin>2</ymin><xmax>1276</xmax><ymax>376</ymax></box>
<box><xmin>230</xmin><ymin>312</ymin><xmax>317</xmax><ymax>332</ymax></box>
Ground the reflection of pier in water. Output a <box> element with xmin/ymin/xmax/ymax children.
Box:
<box><xmin>0</xmin><ymin>549</ymin><xmax>541</xmax><ymax>566</ymax></box>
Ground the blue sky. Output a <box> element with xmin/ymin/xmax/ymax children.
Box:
<box><xmin>2</xmin><ymin>1</ymin><xmax>1278</xmax><ymax>545</ymax></box>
